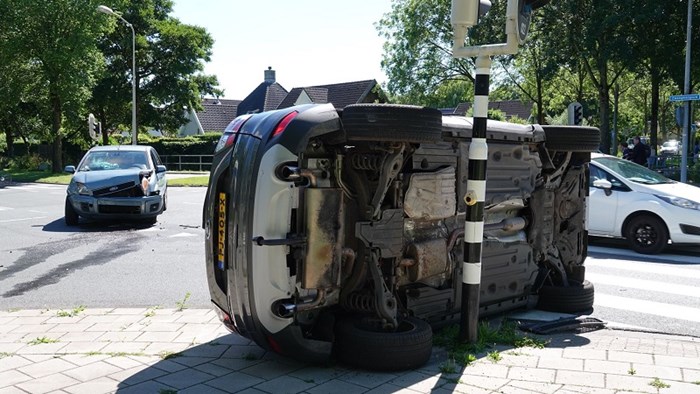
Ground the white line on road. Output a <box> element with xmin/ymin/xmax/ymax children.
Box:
<box><xmin>0</xmin><ymin>216</ymin><xmax>47</xmax><ymax>223</ymax></box>
<box><xmin>595</xmin><ymin>293</ymin><xmax>700</xmax><ymax>323</ymax></box>
<box><xmin>586</xmin><ymin>256</ymin><xmax>700</xmax><ymax>279</ymax></box>
<box><xmin>0</xmin><ymin>206</ymin><xmax>13</xmax><ymax>211</ymax></box>
<box><xmin>586</xmin><ymin>272</ymin><xmax>700</xmax><ymax>298</ymax></box>
<box><xmin>170</xmin><ymin>232</ymin><xmax>197</xmax><ymax>238</ymax></box>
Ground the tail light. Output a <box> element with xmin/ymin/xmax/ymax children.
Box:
<box><xmin>215</xmin><ymin>115</ymin><xmax>252</xmax><ymax>153</ymax></box>
<box><xmin>272</xmin><ymin>111</ymin><xmax>299</xmax><ymax>138</ymax></box>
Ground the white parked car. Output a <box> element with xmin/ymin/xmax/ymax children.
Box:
<box><xmin>587</xmin><ymin>153</ymin><xmax>700</xmax><ymax>254</ymax></box>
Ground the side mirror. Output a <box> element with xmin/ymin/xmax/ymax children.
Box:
<box><xmin>592</xmin><ymin>179</ymin><xmax>612</xmax><ymax>189</ymax></box>
<box><xmin>592</xmin><ymin>179</ymin><xmax>613</xmax><ymax>196</ymax></box>
<box><xmin>64</xmin><ymin>165</ymin><xmax>76</xmax><ymax>174</ymax></box>
<box><xmin>156</xmin><ymin>165</ymin><xmax>167</xmax><ymax>174</ymax></box>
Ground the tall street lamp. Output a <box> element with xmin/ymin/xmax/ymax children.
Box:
<box><xmin>97</xmin><ymin>5</ymin><xmax>137</xmax><ymax>145</ymax></box>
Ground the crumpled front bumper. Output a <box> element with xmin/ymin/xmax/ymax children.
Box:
<box><xmin>68</xmin><ymin>193</ymin><xmax>164</xmax><ymax>219</ymax></box>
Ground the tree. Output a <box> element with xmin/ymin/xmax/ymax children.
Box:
<box><xmin>376</xmin><ymin>0</ymin><xmax>509</xmax><ymax>106</ymax></box>
<box><xmin>90</xmin><ymin>0</ymin><xmax>220</xmax><ymax>141</ymax></box>
<box><xmin>0</xmin><ymin>0</ymin><xmax>106</xmax><ymax>171</ymax></box>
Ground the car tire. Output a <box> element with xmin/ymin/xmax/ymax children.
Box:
<box><xmin>541</xmin><ymin>125</ymin><xmax>600</xmax><ymax>152</ymax></box>
<box><xmin>64</xmin><ymin>198</ymin><xmax>79</xmax><ymax>226</ymax></box>
<box><xmin>624</xmin><ymin>214</ymin><xmax>669</xmax><ymax>254</ymax></box>
<box><xmin>334</xmin><ymin>315</ymin><xmax>432</xmax><ymax>371</ymax></box>
<box><xmin>536</xmin><ymin>280</ymin><xmax>595</xmax><ymax>314</ymax></box>
<box><xmin>342</xmin><ymin>104</ymin><xmax>443</xmax><ymax>143</ymax></box>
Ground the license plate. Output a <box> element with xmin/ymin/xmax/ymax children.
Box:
<box><xmin>217</xmin><ymin>192</ymin><xmax>227</xmax><ymax>270</ymax></box>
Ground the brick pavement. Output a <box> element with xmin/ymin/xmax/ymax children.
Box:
<box><xmin>1</xmin><ymin>308</ymin><xmax>699</xmax><ymax>394</ymax></box>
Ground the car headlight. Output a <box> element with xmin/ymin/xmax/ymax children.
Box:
<box><xmin>655</xmin><ymin>195</ymin><xmax>700</xmax><ymax>210</ymax></box>
<box><xmin>141</xmin><ymin>177</ymin><xmax>150</xmax><ymax>195</ymax></box>
<box><xmin>76</xmin><ymin>182</ymin><xmax>92</xmax><ymax>196</ymax></box>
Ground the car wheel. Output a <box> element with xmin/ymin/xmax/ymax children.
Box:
<box><xmin>536</xmin><ymin>280</ymin><xmax>595</xmax><ymax>314</ymax></box>
<box><xmin>624</xmin><ymin>214</ymin><xmax>669</xmax><ymax>254</ymax></box>
<box><xmin>162</xmin><ymin>193</ymin><xmax>168</xmax><ymax>212</ymax></box>
<box><xmin>541</xmin><ymin>125</ymin><xmax>600</xmax><ymax>152</ymax></box>
<box><xmin>64</xmin><ymin>198</ymin><xmax>79</xmax><ymax>226</ymax></box>
<box><xmin>335</xmin><ymin>315</ymin><xmax>432</xmax><ymax>371</ymax></box>
<box><xmin>342</xmin><ymin>104</ymin><xmax>443</xmax><ymax>143</ymax></box>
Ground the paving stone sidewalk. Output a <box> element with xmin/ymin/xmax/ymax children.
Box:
<box><xmin>1</xmin><ymin>308</ymin><xmax>699</xmax><ymax>394</ymax></box>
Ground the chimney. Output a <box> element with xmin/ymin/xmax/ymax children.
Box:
<box><xmin>264</xmin><ymin>67</ymin><xmax>276</xmax><ymax>84</ymax></box>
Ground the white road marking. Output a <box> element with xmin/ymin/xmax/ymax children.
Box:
<box><xmin>595</xmin><ymin>293</ymin><xmax>700</xmax><ymax>323</ymax></box>
<box><xmin>0</xmin><ymin>216</ymin><xmax>47</xmax><ymax>223</ymax></box>
<box><xmin>586</xmin><ymin>256</ymin><xmax>700</xmax><ymax>279</ymax></box>
<box><xmin>586</xmin><ymin>272</ymin><xmax>700</xmax><ymax>298</ymax></box>
<box><xmin>0</xmin><ymin>206</ymin><xmax>13</xmax><ymax>211</ymax></box>
<box><xmin>170</xmin><ymin>232</ymin><xmax>197</xmax><ymax>238</ymax></box>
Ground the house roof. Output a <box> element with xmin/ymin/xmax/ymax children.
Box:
<box><xmin>197</xmin><ymin>98</ymin><xmax>241</xmax><ymax>132</ymax></box>
<box><xmin>236</xmin><ymin>82</ymin><xmax>289</xmax><ymax>116</ymax></box>
<box><xmin>276</xmin><ymin>80</ymin><xmax>378</xmax><ymax>110</ymax></box>
<box><xmin>452</xmin><ymin>100</ymin><xmax>533</xmax><ymax>121</ymax></box>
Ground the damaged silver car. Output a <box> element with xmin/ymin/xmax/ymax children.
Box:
<box><xmin>64</xmin><ymin>145</ymin><xmax>168</xmax><ymax>225</ymax></box>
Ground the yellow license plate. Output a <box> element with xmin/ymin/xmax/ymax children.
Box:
<box><xmin>217</xmin><ymin>192</ymin><xmax>227</xmax><ymax>269</ymax></box>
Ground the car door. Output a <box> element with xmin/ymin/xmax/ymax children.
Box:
<box><xmin>587</xmin><ymin>163</ymin><xmax>625</xmax><ymax>234</ymax></box>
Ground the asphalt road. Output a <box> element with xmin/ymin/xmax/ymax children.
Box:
<box><xmin>1</xmin><ymin>183</ymin><xmax>698</xmax><ymax>337</ymax></box>
<box><xmin>0</xmin><ymin>183</ymin><xmax>210</xmax><ymax>310</ymax></box>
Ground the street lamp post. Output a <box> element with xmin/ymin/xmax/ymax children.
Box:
<box><xmin>97</xmin><ymin>5</ymin><xmax>137</xmax><ymax>145</ymax></box>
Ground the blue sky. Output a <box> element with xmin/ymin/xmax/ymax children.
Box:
<box><xmin>171</xmin><ymin>0</ymin><xmax>393</xmax><ymax>100</ymax></box>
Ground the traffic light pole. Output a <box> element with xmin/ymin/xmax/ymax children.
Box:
<box><xmin>681</xmin><ymin>0</ymin><xmax>693</xmax><ymax>183</ymax></box>
<box><xmin>451</xmin><ymin>0</ymin><xmax>550</xmax><ymax>343</ymax></box>
<box><xmin>459</xmin><ymin>55</ymin><xmax>491</xmax><ymax>342</ymax></box>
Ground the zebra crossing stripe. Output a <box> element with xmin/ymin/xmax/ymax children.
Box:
<box><xmin>586</xmin><ymin>272</ymin><xmax>700</xmax><ymax>298</ymax></box>
<box><xmin>586</xmin><ymin>256</ymin><xmax>700</xmax><ymax>279</ymax></box>
<box><xmin>595</xmin><ymin>293</ymin><xmax>700</xmax><ymax>323</ymax></box>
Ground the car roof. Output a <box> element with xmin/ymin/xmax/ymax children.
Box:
<box><xmin>87</xmin><ymin>145</ymin><xmax>152</xmax><ymax>153</ymax></box>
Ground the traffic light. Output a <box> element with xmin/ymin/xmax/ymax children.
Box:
<box><xmin>88</xmin><ymin>113</ymin><xmax>101</xmax><ymax>140</ymax></box>
<box><xmin>517</xmin><ymin>0</ymin><xmax>551</xmax><ymax>44</ymax></box>
<box><xmin>451</xmin><ymin>0</ymin><xmax>493</xmax><ymax>46</ymax></box>
<box><xmin>568</xmin><ymin>102</ymin><xmax>583</xmax><ymax>126</ymax></box>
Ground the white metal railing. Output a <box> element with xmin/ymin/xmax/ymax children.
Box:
<box><xmin>160</xmin><ymin>155</ymin><xmax>213</xmax><ymax>171</ymax></box>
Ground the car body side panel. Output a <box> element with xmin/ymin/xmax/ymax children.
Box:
<box><xmin>587</xmin><ymin>187</ymin><xmax>620</xmax><ymax>233</ymax></box>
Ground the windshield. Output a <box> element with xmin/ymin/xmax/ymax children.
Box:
<box><xmin>78</xmin><ymin>151</ymin><xmax>149</xmax><ymax>172</ymax></box>
<box><xmin>593</xmin><ymin>156</ymin><xmax>674</xmax><ymax>185</ymax></box>
<box><xmin>662</xmin><ymin>141</ymin><xmax>678</xmax><ymax>148</ymax></box>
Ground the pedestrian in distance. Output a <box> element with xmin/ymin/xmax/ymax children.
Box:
<box><xmin>630</xmin><ymin>136</ymin><xmax>650</xmax><ymax>167</ymax></box>
<box><xmin>619</xmin><ymin>141</ymin><xmax>632</xmax><ymax>160</ymax></box>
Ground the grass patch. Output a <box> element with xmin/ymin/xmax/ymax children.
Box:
<box><xmin>433</xmin><ymin>321</ymin><xmax>547</xmax><ymax>367</ymax></box>
<box><xmin>7</xmin><ymin>308</ymin><xmax>21</xmax><ymax>313</ymax></box>
<box><xmin>693</xmin><ymin>381</ymin><xmax>700</xmax><ymax>385</ymax></box>
<box><xmin>0</xmin><ymin>352</ymin><xmax>14</xmax><ymax>358</ymax></box>
<box><xmin>7</xmin><ymin>169</ymin><xmax>209</xmax><ymax>187</ymax></box>
<box><xmin>145</xmin><ymin>305</ymin><xmax>161</xmax><ymax>317</ymax></box>
<box><xmin>169</xmin><ymin>176</ymin><xmax>209</xmax><ymax>187</ymax></box>
<box><xmin>28</xmin><ymin>336</ymin><xmax>59</xmax><ymax>345</ymax></box>
<box><xmin>56</xmin><ymin>305</ymin><xmax>86</xmax><ymax>317</ymax></box>
<box><xmin>107</xmin><ymin>352</ymin><xmax>146</xmax><ymax>357</ymax></box>
<box><xmin>649</xmin><ymin>378</ymin><xmax>670</xmax><ymax>389</ymax></box>
<box><xmin>159</xmin><ymin>351</ymin><xmax>181</xmax><ymax>360</ymax></box>
<box><xmin>175</xmin><ymin>292</ymin><xmax>191</xmax><ymax>312</ymax></box>
<box><xmin>439</xmin><ymin>361</ymin><xmax>458</xmax><ymax>374</ymax></box>
<box><xmin>487</xmin><ymin>350</ymin><xmax>502</xmax><ymax>363</ymax></box>
<box><xmin>628</xmin><ymin>367</ymin><xmax>636</xmax><ymax>375</ymax></box>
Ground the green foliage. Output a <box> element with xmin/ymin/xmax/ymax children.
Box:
<box><xmin>5</xmin><ymin>154</ymin><xmax>49</xmax><ymax>171</ymax></box>
<box><xmin>433</xmin><ymin>320</ymin><xmax>547</xmax><ymax>367</ymax></box>
<box><xmin>56</xmin><ymin>305</ymin><xmax>86</xmax><ymax>317</ymax></box>
<box><xmin>649</xmin><ymin>378</ymin><xmax>670</xmax><ymax>389</ymax></box>
<box><xmin>28</xmin><ymin>336</ymin><xmax>60</xmax><ymax>345</ymax></box>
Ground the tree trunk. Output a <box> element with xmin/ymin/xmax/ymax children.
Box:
<box><xmin>5</xmin><ymin>130</ymin><xmax>14</xmax><ymax>158</ymax></box>
<box><xmin>100</xmin><ymin>107</ymin><xmax>109</xmax><ymax>146</ymax></box>
<box><xmin>596</xmin><ymin>60</ymin><xmax>611</xmax><ymax>154</ymax></box>
<box><xmin>650</xmin><ymin>68</ymin><xmax>660</xmax><ymax>155</ymax></box>
<box><xmin>50</xmin><ymin>92</ymin><xmax>63</xmax><ymax>173</ymax></box>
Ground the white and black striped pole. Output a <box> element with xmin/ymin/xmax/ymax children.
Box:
<box><xmin>459</xmin><ymin>55</ymin><xmax>491</xmax><ymax>342</ymax></box>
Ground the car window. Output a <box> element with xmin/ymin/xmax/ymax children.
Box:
<box><xmin>589</xmin><ymin>164</ymin><xmax>627</xmax><ymax>190</ymax></box>
<box><xmin>593</xmin><ymin>156</ymin><xmax>674</xmax><ymax>185</ymax></box>
<box><xmin>150</xmin><ymin>150</ymin><xmax>163</xmax><ymax>166</ymax></box>
<box><xmin>78</xmin><ymin>151</ymin><xmax>149</xmax><ymax>171</ymax></box>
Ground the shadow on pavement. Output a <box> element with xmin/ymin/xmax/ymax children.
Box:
<box><xmin>112</xmin><ymin>323</ymin><xmax>596</xmax><ymax>393</ymax></box>
<box><xmin>41</xmin><ymin>217</ymin><xmax>156</xmax><ymax>233</ymax></box>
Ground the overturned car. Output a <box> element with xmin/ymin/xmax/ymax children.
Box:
<box><xmin>203</xmin><ymin>103</ymin><xmax>599</xmax><ymax>370</ymax></box>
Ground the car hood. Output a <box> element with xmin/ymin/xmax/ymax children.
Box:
<box><xmin>632</xmin><ymin>181</ymin><xmax>700</xmax><ymax>202</ymax></box>
<box><xmin>72</xmin><ymin>169</ymin><xmax>149</xmax><ymax>188</ymax></box>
